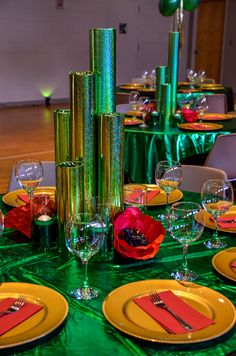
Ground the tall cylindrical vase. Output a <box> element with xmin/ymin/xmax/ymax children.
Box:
<box><xmin>159</xmin><ymin>84</ymin><xmax>172</xmax><ymax>131</ymax></box>
<box><xmin>97</xmin><ymin>113</ymin><xmax>124</xmax><ymax>215</ymax></box>
<box><xmin>89</xmin><ymin>28</ymin><xmax>116</xmax><ymax>113</ymax></box>
<box><xmin>156</xmin><ymin>66</ymin><xmax>167</xmax><ymax>112</ymax></box>
<box><xmin>56</xmin><ymin>161</ymin><xmax>84</xmax><ymax>254</ymax></box>
<box><xmin>70</xmin><ymin>71</ymin><xmax>96</xmax><ymax>205</ymax></box>
<box><xmin>54</xmin><ymin>109</ymin><xmax>71</xmax><ymax>164</ymax></box>
<box><xmin>167</xmin><ymin>32</ymin><xmax>180</xmax><ymax>114</ymax></box>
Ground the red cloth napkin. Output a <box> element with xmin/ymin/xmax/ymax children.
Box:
<box><xmin>0</xmin><ymin>297</ymin><xmax>43</xmax><ymax>336</ymax></box>
<box><xmin>230</xmin><ymin>261</ymin><xmax>236</xmax><ymax>268</ymax></box>
<box><xmin>182</xmin><ymin>108</ymin><xmax>198</xmax><ymax>123</ymax></box>
<box><xmin>187</xmin><ymin>123</ymin><xmax>209</xmax><ymax>130</ymax></box>
<box><xmin>133</xmin><ymin>290</ymin><xmax>214</xmax><ymax>334</ymax></box>
<box><xmin>17</xmin><ymin>194</ymin><xmax>29</xmax><ymax>204</ymax></box>
<box><xmin>210</xmin><ymin>214</ymin><xmax>236</xmax><ymax>228</ymax></box>
<box><xmin>147</xmin><ymin>190</ymin><xmax>160</xmax><ymax>202</ymax></box>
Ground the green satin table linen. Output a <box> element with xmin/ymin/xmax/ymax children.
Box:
<box><xmin>0</xmin><ymin>192</ymin><xmax>236</xmax><ymax>355</ymax></box>
<box><xmin>124</xmin><ymin>119</ymin><xmax>236</xmax><ymax>183</ymax></box>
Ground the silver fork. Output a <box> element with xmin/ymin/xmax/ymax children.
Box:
<box><xmin>149</xmin><ymin>291</ymin><xmax>193</xmax><ymax>331</ymax></box>
<box><xmin>0</xmin><ymin>298</ymin><xmax>25</xmax><ymax>316</ymax></box>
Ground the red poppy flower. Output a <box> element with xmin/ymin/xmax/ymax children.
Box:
<box><xmin>182</xmin><ymin>108</ymin><xmax>198</xmax><ymax>123</ymax></box>
<box><xmin>114</xmin><ymin>207</ymin><xmax>165</xmax><ymax>260</ymax></box>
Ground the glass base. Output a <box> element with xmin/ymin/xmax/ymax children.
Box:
<box><xmin>171</xmin><ymin>269</ymin><xmax>198</xmax><ymax>282</ymax></box>
<box><xmin>204</xmin><ymin>239</ymin><xmax>227</xmax><ymax>249</ymax></box>
<box><xmin>71</xmin><ymin>286</ymin><xmax>99</xmax><ymax>300</ymax></box>
<box><xmin>139</xmin><ymin>123</ymin><xmax>148</xmax><ymax>128</ymax></box>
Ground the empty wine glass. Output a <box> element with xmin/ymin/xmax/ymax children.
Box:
<box><xmin>197</xmin><ymin>70</ymin><xmax>206</xmax><ymax>84</ymax></box>
<box><xmin>138</xmin><ymin>96</ymin><xmax>150</xmax><ymax>128</ymax></box>
<box><xmin>201</xmin><ymin>179</ymin><xmax>234</xmax><ymax>249</ymax></box>
<box><xmin>141</xmin><ymin>70</ymin><xmax>149</xmax><ymax>87</ymax></box>
<box><xmin>194</xmin><ymin>95</ymin><xmax>208</xmax><ymax>121</ymax></box>
<box><xmin>155</xmin><ymin>160</ymin><xmax>183</xmax><ymax>220</ymax></box>
<box><xmin>128</xmin><ymin>91</ymin><xmax>140</xmax><ymax>110</ymax></box>
<box><xmin>168</xmin><ymin>202</ymin><xmax>204</xmax><ymax>281</ymax></box>
<box><xmin>66</xmin><ymin>213</ymin><xmax>104</xmax><ymax>300</ymax></box>
<box><xmin>187</xmin><ymin>68</ymin><xmax>197</xmax><ymax>86</ymax></box>
<box><xmin>15</xmin><ymin>160</ymin><xmax>44</xmax><ymax>205</ymax></box>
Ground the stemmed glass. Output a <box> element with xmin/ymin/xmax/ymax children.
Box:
<box><xmin>197</xmin><ymin>70</ymin><xmax>206</xmax><ymax>84</ymax></box>
<box><xmin>15</xmin><ymin>160</ymin><xmax>44</xmax><ymax>207</ymax></box>
<box><xmin>0</xmin><ymin>209</ymin><xmax>4</xmax><ymax>235</ymax></box>
<box><xmin>168</xmin><ymin>202</ymin><xmax>204</xmax><ymax>281</ymax></box>
<box><xmin>187</xmin><ymin>68</ymin><xmax>197</xmax><ymax>87</ymax></box>
<box><xmin>194</xmin><ymin>95</ymin><xmax>208</xmax><ymax>121</ymax></box>
<box><xmin>128</xmin><ymin>91</ymin><xmax>140</xmax><ymax>111</ymax></box>
<box><xmin>65</xmin><ymin>213</ymin><xmax>104</xmax><ymax>300</ymax></box>
<box><xmin>201</xmin><ymin>179</ymin><xmax>234</xmax><ymax>249</ymax></box>
<box><xmin>155</xmin><ymin>160</ymin><xmax>183</xmax><ymax>219</ymax></box>
<box><xmin>138</xmin><ymin>96</ymin><xmax>150</xmax><ymax>128</ymax></box>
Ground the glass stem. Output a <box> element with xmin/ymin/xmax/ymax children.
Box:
<box><xmin>213</xmin><ymin>217</ymin><xmax>219</xmax><ymax>242</ymax></box>
<box><xmin>182</xmin><ymin>244</ymin><xmax>189</xmax><ymax>272</ymax></box>
<box><xmin>166</xmin><ymin>193</ymin><xmax>170</xmax><ymax>215</ymax></box>
<box><xmin>81</xmin><ymin>260</ymin><xmax>89</xmax><ymax>289</ymax></box>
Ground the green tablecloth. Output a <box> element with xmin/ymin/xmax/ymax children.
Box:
<box><xmin>0</xmin><ymin>192</ymin><xmax>235</xmax><ymax>355</ymax></box>
<box><xmin>124</xmin><ymin>119</ymin><xmax>236</xmax><ymax>184</ymax></box>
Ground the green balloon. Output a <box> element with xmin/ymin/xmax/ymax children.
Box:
<box><xmin>183</xmin><ymin>0</ymin><xmax>200</xmax><ymax>11</ymax></box>
<box><xmin>159</xmin><ymin>0</ymin><xmax>180</xmax><ymax>16</ymax></box>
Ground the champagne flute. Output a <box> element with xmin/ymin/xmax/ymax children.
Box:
<box><xmin>138</xmin><ymin>96</ymin><xmax>150</xmax><ymax>128</ymax></box>
<box><xmin>194</xmin><ymin>95</ymin><xmax>208</xmax><ymax>121</ymax></box>
<box><xmin>65</xmin><ymin>213</ymin><xmax>104</xmax><ymax>300</ymax></box>
<box><xmin>155</xmin><ymin>160</ymin><xmax>183</xmax><ymax>220</ymax></box>
<box><xmin>168</xmin><ymin>202</ymin><xmax>204</xmax><ymax>281</ymax></box>
<box><xmin>15</xmin><ymin>160</ymin><xmax>44</xmax><ymax>206</ymax></box>
<box><xmin>201</xmin><ymin>179</ymin><xmax>234</xmax><ymax>249</ymax></box>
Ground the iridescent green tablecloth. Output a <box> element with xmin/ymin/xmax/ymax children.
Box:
<box><xmin>124</xmin><ymin>118</ymin><xmax>236</xmax><ymax>183</ymax></box>
<box><xmin>0</xmin><ymin>192</ymin><xmax>235</xmax><ymax>355</ymax></box>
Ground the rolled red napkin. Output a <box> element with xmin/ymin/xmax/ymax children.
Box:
<box><xmin>182</xmin><ymin>108</ymin><xmax>198</xmax><ymax>123</ymax></box>
<box><xmin>0</xmin><ymin>297</ymin><xmax>43</xmax><ymax>336</ymax></box>
<box><xmin>210</xmin><ymin>214</ymin><xmax>236</xmax><ymax>228</ymax></box>
<box><xmin>230</xmin><ymin>261</ymin><xmax>236</xmax><ymax>268</ymax></box>
<box><xmin>133</xmin><ymin>290</ymin><xmax>214</xmax><ymax>334</ymax></box>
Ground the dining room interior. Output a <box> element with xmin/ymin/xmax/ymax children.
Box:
<box><xmin>0</xmin><ymin>0</ymin><xmax>236</xmax><ymax>355</ymax></box>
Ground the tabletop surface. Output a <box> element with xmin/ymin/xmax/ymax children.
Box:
<box><xmin>0</xmin><ymin>192</ymin><xmax>235</xmax><ymax>355</ymax></box>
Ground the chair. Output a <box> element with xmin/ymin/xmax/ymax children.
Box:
<box><xmin>205</xmin><ymin>94</ymin><xmax>227</xmax><ymax>114</ymax></box>
<box><xmin>8</xmin><ymin>161</ymin><xmax>56</xmax><ymax>192</ymax></box>
<box><xmin>204</xmin><ymin>133</ymin><xmax>236</xmax><ymax>182</ymax></box>
<box><xmin>180</xmin><ymin>165</ymin><xmax>228</xmax><ymax>193</ymax></box>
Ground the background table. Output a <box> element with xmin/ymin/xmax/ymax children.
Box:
<box><xmin>0</xmin><ymin>192</ymin><xmax>235</xmax><ymax>355</ymax></box>
<box><xmin>124</xmin><ymin>118</ymin><xmax>236</xmax><ymax>183</ymax></box>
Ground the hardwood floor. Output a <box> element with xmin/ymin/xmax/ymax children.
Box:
<box><xmin>0</xmin><ymin>103</ymin><xmax>69</xmax><ymax>194</ymax></box>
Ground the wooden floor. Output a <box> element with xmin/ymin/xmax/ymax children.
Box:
<box><xmin>0</xmin><ymin>102</ymin><xmax>69</xmax><ymax>194</ymax></box>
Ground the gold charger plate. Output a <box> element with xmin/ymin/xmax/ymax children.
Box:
<box><xmin>195</xmin><ymin>206</ymin><xmax>236</xmax><ymax>233</ymax></box>
<box><xmin>3</xmin><ymin>186</ymin><xmax>56</xmax><ymax>207</ymax></box>
<box><xmin>124</xmin><ymin>118</ymin><xmax>143</xmax><ymax>126</ymax></box>
<box><xmin>212</xmin><ymin>247</ymin><xmax>236</xmax><ymax>282</ymax></box>
<box><xmin>0</xmin><ymin>282</ymin><xmax>68</xmax><ymax>349</ymax></box>
<box><xmin>119</xmin><ymin>84</ymin><xmax>143</xmax><ymax>90</ymax></box>
<box><xmin>102</xmin><ymin>279</ymin><xmax>236</xmax><ymax>344</ymax></box>
<box><xmin>200</xmin><ymin>113</ymin><xmax>232</xmax><ymax>121</ymax></box>
<box><xmin>178</xmin><ymin>123</ymin><xmax>223</xmax><ymax>131</ymax></box>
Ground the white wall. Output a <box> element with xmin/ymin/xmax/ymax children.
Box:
<box><xmin>0</xmin><ymin>0</ymin><xmax>190</xmax><ymax>104</ymax></box>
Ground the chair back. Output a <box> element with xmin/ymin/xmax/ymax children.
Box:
<box><xmin>205</xmin><ymin>133</ymin><xmax>236</xmax><ymax>181</ymax></box>
<box><xmin>180</xmin><ymin>165</ymin><xmax>228</xmax><ymax>193</ymax></box>
<box><xmin>8</xmin><ymin>161</ymin><xmax>56</xmax><ymax>192</ymax></box>
<box><xmin>205</xmin><ymin>94</ymin><xmax>227</xmax><ymax>113</ymax></box>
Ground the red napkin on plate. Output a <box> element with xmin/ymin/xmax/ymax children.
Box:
<box><xmin>147</xmin><ymin>190</ymin><xmax>160</xmax><ymax>202</ymax></box>
<box><xmin>17</xmin><ymin>194</ymin><xmax>29</xmax><ymax>204</ymax></box>
<box><xmin>210</xmin><ymin>214</ymin><xmax>236</xmax><ymax>228</ymax></box>
<box><xmin>0</xmin><ymin>297</ymin><xmax>43</xmax><ymax>336</ymax></box>
<box><xmin>182</xmin><ymin>108</ymin><xmax>198</xmax><ymax>123</ymax></box>
<box><xmin>230</xmin><ymin>261</ymin><xmax>236</xmax><ymax>268</ymax></box>
<box><xmin>187</xmin><ymin>123</ymin><xmax>209</xmax><ymax>130</ymax></box>
<box><xmin>126</xmin><ymin>189</ymin><xmax>144</xmax><ymax>203</ymax></box>
<box><xmin>133</xmin><ymin>290</ymin><xmax>214</xmax><ymax>334</ymax></box>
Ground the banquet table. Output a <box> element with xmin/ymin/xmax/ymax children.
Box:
<box><xmin>124</xmin><ymin>117</ymin><xmax>236</xmax><ymax>184</ymax></box>
<box><xmin>0</xmin><ymin>192</ymin><xmax>235</xmax><ymax>355</ymax></box>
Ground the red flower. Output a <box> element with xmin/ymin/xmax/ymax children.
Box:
<box><xmin>182</xmin><ymin>108</ymin><xmax>198</xmax><ymax>123</ymax></box>
<box><xmin>114</xmin><ymin>207</ymin><xmax>165</xmax><ymax>260</ymax></box>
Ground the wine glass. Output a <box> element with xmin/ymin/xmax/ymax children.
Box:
<box><xmin>65</xmin><ymin>213</ymin><xmax>104</xmax><ymax>300</ymax></box>
<box><xmin>15</xmin><ymin>160</ymin><xmax>44</xmax><ymax>203</ymax></box>
<box><xmin>197</xmin><ymin>70</ymin><xmax>206</xmax><ymax>84</ymax></box>
<box><xmin>168</xmin><ymin>202</ymin><xmax>204</xmax><ymax>281</ymax></box>
<box><xmin>0</xmin><ymin>209</ymin><xmax>4</xmax><ymax>235</ymax></box>
<box><xmin>186</xmin><ymin>68</ymin><xmax>197</xmax><ymax>87</ymax></box>
<box><xmin>194</xmin><ymin>95</ymin><xmax>208</xmax><ymax>121</ymax></box>
<box><xmin>128</xmin><ymin>91</ymin><xmax>140</xmax><ymax>111</ymax></box>
<box><xmin>155</xmin><ymin>160</ymin><xmax>183</xmax><ymax>220</ymax></box>
<box><xmin>201</xmin><ymin>179</ymin><xmax>234</xmax><ymax>249</ymax></box>
<box><xmin>138</xmin><ymin>96</ymin><xmax>150</xmax><ymax>128</ymax></box>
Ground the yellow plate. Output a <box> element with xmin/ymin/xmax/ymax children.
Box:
<box><xmin>178</xmin><ymin>123</ymin><xmax>223</xmax><ymax>131</ymax></box>
<box><xmin>195</xmin><ymin>206</ymin><xmax>236</xmax><ymax>233</ymax></box>
<box><xmin>200</xmin><ymin>113</ymin><xmax>232</xmax><ymax>121</ymax></box>
<box><xmin>2</xmin><ymin>186</ymin><xmax>56</xmax><ymax>207</ymax></box>
<box><xmin>145</xmin><ymin>184</ymin><xmax>183</xmax><ymax>206</ymax></box>
<box><xmin>102</xmin><ymin>279</ymin><xmax>235</xmax><ymax>344</ymax></box>
<box><xmin>119</xmin><ymin>84</ymin><xmax>143</xmax><ymax>90</ymax></box>
<box><xmin>0</xmin><ymin>282</ymin><xmax>68</xmax><ymax>349</ymax></box>
<box><xmin>212</xmin><ymin>247</ymin><xmax>236</xmax><ymax>282</ymax></box>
